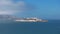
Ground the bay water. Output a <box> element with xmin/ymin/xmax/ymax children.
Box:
<box><xmin>0</xmin><ymin>20</ymin><xmax>60</xmax><ymax>34</ymax></box>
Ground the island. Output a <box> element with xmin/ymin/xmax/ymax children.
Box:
<box><xmin>0</xmin><ymin>15</ymin><xmax>48</xmax><ymax>22</ymax></box>
<box><xmin>15</xmin><ymin>17</ymin><xmax>48</xmax><ymax>22</ymax></box>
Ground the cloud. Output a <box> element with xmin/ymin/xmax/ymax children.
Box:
<box><xmin>0</xmin><ymin>0</ymin><xmax>26</xmax><ymax>15</ymax></box>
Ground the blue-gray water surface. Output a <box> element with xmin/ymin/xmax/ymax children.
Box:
<box><xmin>0</xmin><ymin>20</ymin><xmax>60</xmax><ymax>34</ymax></box>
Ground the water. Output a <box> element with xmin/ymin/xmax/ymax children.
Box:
<box><xmin>0</xmin><ymin>20</ymin><xmax>60</xmax><ymax>34</ymax></box>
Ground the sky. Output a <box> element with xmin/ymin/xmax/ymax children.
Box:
<box><xmin>0</xmin><ymin>0</ymin><xmax>60</xmax><ymax>19</ymax></box>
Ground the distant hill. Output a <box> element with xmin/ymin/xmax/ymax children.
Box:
<box><xmin>0</xmin><ymin>15</ymin><xmax>17</xmax><ymax>20</ymax></box>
